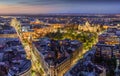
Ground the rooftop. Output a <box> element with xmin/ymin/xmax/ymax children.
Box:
<box><xmin>0</xmin><ymin>38</ymin><xmax>31</xmax><ymax>76</ymax></box>
<box><xmin>33</xmin><ymin>38</ymin><xmax>82</xmax><ymax>66</ymax></box>
<box><xmin>65</xmin><ymin>49</ymin><xmax>104</xmax><ymax>76</ymax></box>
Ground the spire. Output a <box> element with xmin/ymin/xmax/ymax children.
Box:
<box><xmin>115</xmin><ymin>59</ymin><xmax>120</xmax><ymax>76</ymax></box>
<box><xmin>28</xmin><ymin>34</ymin><xmax>32</xmax><ymax>43</ymax></box>
<box><xmin>85</xmin><ymin>21</ymin><xmax>90</xmax><ymax>26</ymax></box>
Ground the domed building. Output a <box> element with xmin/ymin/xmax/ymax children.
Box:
<box><xmin>30</xmin><ymin>19</ymin><xmax>44</xmax><ymax>25</ymax></box>
<box><xmin>78</xmin><ymin>21</ymin><xmax>100</xmax><ymax>32</ymax></box>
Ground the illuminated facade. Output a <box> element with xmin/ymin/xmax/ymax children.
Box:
<box><xmin>32</xmin><ymin>38</ymin><xmax>83</xmax><ymax>76</ymax></box>
<box><xmin>78</xmin><ymin>21</ymin><xmax>100</xmax><ymax>32</ymax></box>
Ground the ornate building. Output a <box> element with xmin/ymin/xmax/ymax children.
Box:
<box><xmin>78</xmin><ymin>21</ymin><xmax>100</xmax><ymax>32</ymax></box>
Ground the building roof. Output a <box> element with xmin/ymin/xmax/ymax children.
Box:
<box><xmin>33</xmin><ymin>38</ymin><xmax>82</xmax><ymax>66</ymax></box>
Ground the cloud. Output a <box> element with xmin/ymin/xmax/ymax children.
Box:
<box><xmin>17</xmin><ymin>0</ymin><xmax>63</xmax><ymax>5</ymax></box>
<box><xmin>0</xmin><ymin>4</ymin><xmax>64</xmax><ymax>14</ymax></box>
<box><xmin>0</xmin><ymin>0</ymin><xmax>120</xmax><ymax>14</ymax></box>
<box><xmin>1</xmin><ymin>0</ymin><xmax>120</xmax><ymax>6</ymax></box>
<box><xmin>17</xmin><ymin>0</ymin><xmax>120</xmax><ymax>5</ymax></box>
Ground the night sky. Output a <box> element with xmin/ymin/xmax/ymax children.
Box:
<box><xmin>0</xmin><ymin>0</ymin><xmax>120</xmax><ymax>14</ymax></box>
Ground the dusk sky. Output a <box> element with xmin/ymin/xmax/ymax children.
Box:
<box><xmin>0</xmin><ymin>0</ymin><xmax>120</xmax><ymax>14</ymax></box>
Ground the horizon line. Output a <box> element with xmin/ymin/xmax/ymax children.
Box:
<box><xmin>0</xmin><ymin>13</ymin><xmax>120</xmax><ymax>16</ymax></box>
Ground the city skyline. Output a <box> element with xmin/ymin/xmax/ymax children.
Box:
<box><xmin>0</xmin><ymin>0</ymin><xmax>120</xmax><ymax>14</ymax></box>
<box><xmin>1</xmin><ymin>9</ymin><xmax>120</xmax><ymax>76</ymax></box>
